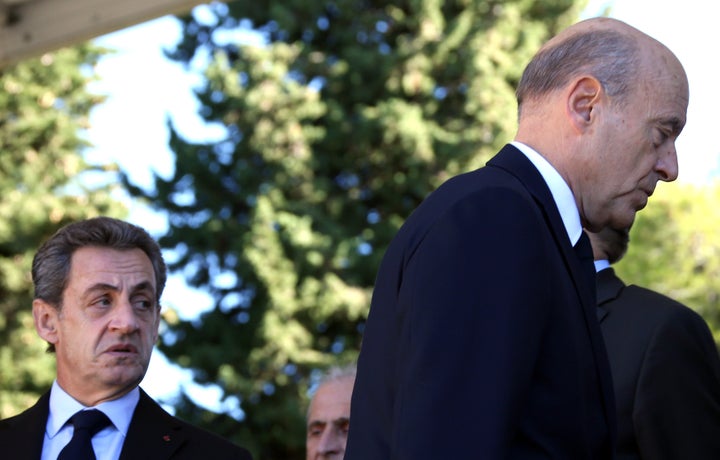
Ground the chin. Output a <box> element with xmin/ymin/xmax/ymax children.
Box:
<box><xmin>105</xmin><ymin>365</ymin><xmax>146</xmax><ymax>385</ymax></box>
<box><xmin>599</xmin><ymin>211</ymin><xmax>634</xmax><ymax>232</ymax></box>
<box><xmin>614</xmin><ymin>215</ymin><xmax>636</xmax><ymax>230</ymax></box>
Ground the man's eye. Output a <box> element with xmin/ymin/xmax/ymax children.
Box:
<box><xmin>654</xmin><ymin>129</ymin><xmax>669</xmax><ymax>147</ymax></box>
<box><xmin>133</xmin><ymin>299</ymin><xmax>154</xmax><ymax>310</ymax></box>
<box><xmin>93</xmin><ymin>297</ymin><xmax>112</xmax><ymax>307</ymax></box>
<box><xmin>308</xmin><ymin>424</ymin><xmax>325</xmax><ymax>437</ymax></box>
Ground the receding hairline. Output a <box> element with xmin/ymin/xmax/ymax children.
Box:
<box><xmin>517</xmin><ymin>16</ymin><xmax>685</xmax><ymax>112</ymax></box>
<box><xmin>306</xmin><ymin>364</ymin><xmax>356</xmax><ymax>420</ymax></box>
<box><xmin>547</xmin><ymin>17</ymin><xmax>683</xmax><ymax>74</ymax></box>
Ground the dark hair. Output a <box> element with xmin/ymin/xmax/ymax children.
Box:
<box><xmin>516</xmin><ymin>29</ymin><xmax>640</xmax><ymax>115</ymax></box>
<box><xmin>32</xmin><ymin>217</ymin><xmax>167</xmax><ymax>307</ymax></box>
<box><xmin>589</xmin><ymin>226</ymin><xmax>631</xmax><ymax>265</ymax></box>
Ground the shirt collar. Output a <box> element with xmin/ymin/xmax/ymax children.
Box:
<box><xmin>510</xmin><ymin>141</ymin><xmax>583</xmax><ymax>246</ymax></box>
<box><xmin>47</xmin><ymin>380</ymin><xmax>139</xmax><ymax>438</ymax></box>
<box><xmin>594</xmin><ymin>259</ymin><xmax>611</xmax><ymax>273</ymax></box>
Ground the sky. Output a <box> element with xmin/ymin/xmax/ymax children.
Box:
<box><xmin>82</xmin><ymin>0</ymin><xmax>720</xmax><ymax>410</ymax></box>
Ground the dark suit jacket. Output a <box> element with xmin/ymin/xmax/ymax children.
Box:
<box><xmin>0</xmin><ymin>388</ymin><xmax>252</xmax><ymax>460</ymax></box>
<box><xmin>345</xmin><ymin>145</ymin><xmax>616</xmax><ymax>459</ymax></box>
<box><xmin>597</xmin><ymin>267</ymin><xmax>720</xmax><ymax>459</ymax></box>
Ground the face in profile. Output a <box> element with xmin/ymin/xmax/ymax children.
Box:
<box><xmin>306</xmin><ymin>377</ymin><xmax>354</xmax><ymax>460</ymax></box>
<box><xmin>582</xmin><ymin>44</ymin><xmax>688</xmax><ymax>231</ymax></box>
<box><xmin>33</xmin><ymin>246</ymin><xmax>160</xmax><ymax>405</ymax></box>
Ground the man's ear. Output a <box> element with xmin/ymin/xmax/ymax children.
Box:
<box><xmin>33</xmin><ymin>299</ymin><xmax>59</xmax><ymax>345</ymax></box>
<box><xmin>566</xmin><ymin>76</ymin><xmax>603</xmax><ymax>132</ymax></box>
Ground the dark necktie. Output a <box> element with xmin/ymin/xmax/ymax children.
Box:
<box><xmin>58</xmin><ymin>409</ymin><xmax>111</xmax><ymax>460</ymax></box>
<box><xmin>574</xmin><ymin>230</ymin><xmax>597</xmax><ymax>302</ymax></box>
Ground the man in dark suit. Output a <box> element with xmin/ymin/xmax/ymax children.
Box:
<box><xmin>589</xmin><ymin>226</ymin><xmax>720</xmax><ymax>459</ymax></box>
<box><xmin>0</xmin><ymin>217</ymin><xmax>251</xmax><ymax>459</ymax></box>
<box><xmin>345</xmin><ymin>17</ymin><xmax>690</xmax><ymax>459</ymax></box>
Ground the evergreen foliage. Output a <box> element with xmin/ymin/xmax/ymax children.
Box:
<box><xmin>125</xmin><ymin>1</ymin><xmax>586</xmax><ymax>457</ymax></box>
<box><xmin>0</xmin><ymin>44</ymin><xmax>125</xmax><ymax>418</ymax></box>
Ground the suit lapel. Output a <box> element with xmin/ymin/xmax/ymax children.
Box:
<box><xmin>488</xmin><ymin>144</ymin><xmax>617</xmax><ymax>444</ymax></box>
<box><xmin>596</xmin><ymin>267</ymin><xmax>626</xmax><ymax>322</ymax></box>
<box><xmin>119</xmin><ymin>389</ymin><xmax>188</xmax><ymax>460</ymax></box>
<box><xmin>488</xmin><ymin>145</ymin><xmax>594</xmax><ymax>310</ymax></box>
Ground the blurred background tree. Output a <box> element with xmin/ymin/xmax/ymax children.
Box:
<box><xmin>0</xmin><ymin>45</ymin><xmax>126</xmax><ymax>418</ymax></box>
<box><xmin>6</xmin><ymin>2</ymin><xmax>720</xmax><ymax>460</ymax></box>
<box><xmin>123</xmin><ymin>0</ymin><xmax>587</xmax><ymax>457</ymax></box>
<box><xmin>618</xmin><ymin>181</ymin><xmax>720</xmax><ymax>339</ymax></box>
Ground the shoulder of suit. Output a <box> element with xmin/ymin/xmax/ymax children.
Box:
<box><xmin>0</xmin><ymin>391</ymin><xmax>49</xmax><ymax>427</ymax></box>
<box><xmin>623</xmin><ymin>284</ymin><xmax>709</xmax><ymax>324</ymax></box>
<box><xmin>135</xmin><ymin>389</ymin><xmax>252</xmax><ymax>458</ymax></box>
<box><xmin>170</xmin><ymin>419</ymin><xmax>253</xmax><ymax>459</ymax></box>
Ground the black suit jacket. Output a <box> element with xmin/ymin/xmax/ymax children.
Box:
<box><xmin>0</xmin><ymin>388</ymin><xmax>252</xmax><ymax>460</ymax></box>
<box><xmin>345</xmin><ymin>145</ymin><xmax>616</xmax><ymax>459</ymax></box>
<box><xmin>597</xmin><ymin>267</ymin><xmax>720</xmax><ymax>459</ymax></box>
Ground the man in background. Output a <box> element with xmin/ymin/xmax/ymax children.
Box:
<box><xmin>306</xmin><ymin>364</ymin><xmax>355</xmax><ymax>460</ymax></box>
<box><xmin>0</xmin><ymin>217</ymin><xmax>252</xmax><ymax>460</ymax></box>
<box><xmin>589</xmin><ymin>225</ymin><xmax>720</xmax><ymax>459</ymax></box>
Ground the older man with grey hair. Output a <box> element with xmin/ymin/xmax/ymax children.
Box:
<box><xmin>306</xmin><ymin>364</ymin><xmax>355</xmax><ymax>460</ymax></box>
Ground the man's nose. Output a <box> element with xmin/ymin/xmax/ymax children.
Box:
<box><xmin>109</xmin><ymin>299</ymin><xmax>140</xmax><ymax>333</ymax></box>
<box><xmin>317</xmin><ymin>428</ymin><xmax>342</xmax><ymax>454</ymax></box>
<box><xmin>656</xmin><ymin>145</ymin><xmax>679</xmax><ymax>182</ymax></box>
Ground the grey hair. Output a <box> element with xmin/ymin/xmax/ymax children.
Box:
<box><xmin>306</xmin><ymin>363</ymin><xmax>357</xmax><ymax>419</ymax></box>
<box><xmin>516</xmin><ymin>28</ymin><xmax>640</xmax><ymax>116</ymax></box>
<box><xmin>318</xmin><ymin>363</ymin><xmax>357</xmax><ymax>386</ymax></box>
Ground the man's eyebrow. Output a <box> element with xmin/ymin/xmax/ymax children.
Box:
<box><xmin>662</xmin><ymin>116</ymin><xmax>685</xmax><ymax>135</ymax></box>
<box><xmin>332</xmin><ymin>417</ymin><xmax>350</xmax><ymax>425</ymax></box>
<box><xmin>131</xmin><ymin>281</ymin><xmax>155</xmax><ymax>294</ymax></box>
<box><xmin>83</xmin><ymin>283</ymin><xmax>119</xmax><ymax>295</ymax></box>
<box><xmin>308</xmin><ymin>420</ymin><xmax>327</xmax><ymax>429</ymax></box>
<box><xmin>83</xmin><ymin>281</ymin><xmax>155</xmax><ymax>296</ymax></box>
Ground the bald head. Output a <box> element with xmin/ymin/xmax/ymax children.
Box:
<box><xmin>516</xmin><ymin>17</ymin><xmax>674</xmax><ymax>115</ymax></box>
<box><xmin>514</xmin><ymin>17</ymin><xmax>688</xmax><ymax>232</ymax></box>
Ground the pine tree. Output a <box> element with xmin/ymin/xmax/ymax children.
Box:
<box><xmin>0</xmin><ymin>44</ymin><xmax>126</xmax><ymax>418</ymax></box>
<box><xmin>125</xmin><ymin>1</ymin><xmax>587</xmax><ymax>457</ymax></box>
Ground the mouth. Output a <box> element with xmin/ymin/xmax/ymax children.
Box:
<box><xmin>105</xmin><ymin>343</ymin><xmax>139</xmax><ymax>355</ymax></box>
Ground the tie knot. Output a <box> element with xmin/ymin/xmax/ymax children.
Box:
<box><xmin>71</xmin><ymin>409</ymin><xmax>111</xmax><ymax>436</ymax></box>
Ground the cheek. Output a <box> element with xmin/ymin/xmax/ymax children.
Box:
<box><xmin>57</xmin><ymin>317</ymin><xmax>88</xmax><ymax>348</ymax></box>
<box><xmin>149</xmin><ymin>316</ymin><xmax>160</xmax><ymax>343</ymax></box>
<box><xmin>603</xmin><ymin>151</ymin><xmax>648</xmax><ymax>190</ymax></box>
<box><xmin>56</xmin><ymin>333</ymin><xmax>88</xmax><ymax>366</ymax></box>
<box><xmin>140</xmin><ymin>324</ymin><xmax>160</xmax><ymax>354</ymax></box>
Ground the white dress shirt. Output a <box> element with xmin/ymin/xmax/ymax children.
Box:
<box><xmin>510</xmin><ymin>141</ymin><xmax>583</xmax><ymax>246</ymax></box>
<box><xmin>41</xmin><ymin>381</ymin><xmax>140</xmax><ymax>460</ymax></box>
